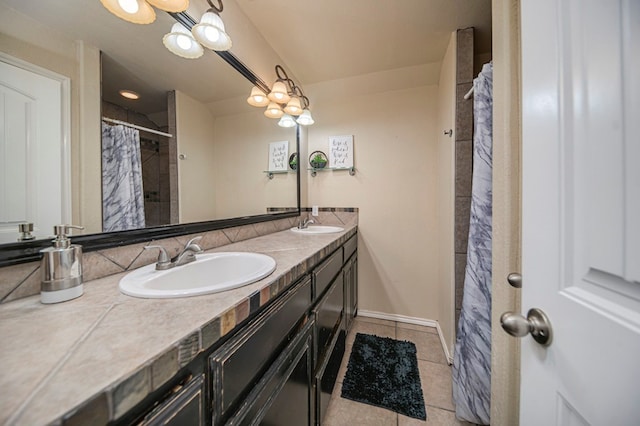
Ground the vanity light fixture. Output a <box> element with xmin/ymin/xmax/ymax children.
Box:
<box><xmin>264</xmin><ymin>102</ymin><xmax>284</xmax><ymax>119</ymax></box>
<box><xmin>163</xmin><ymin>22</ymin><xmax>204</xmax><ymax>59</ymax></box>
<box><xmin>146</xmin><ymin>0</ymin><xmax>189</xmax><ymax>12</ymax></box>
<box><xmin>283</xmin><ymin>97</ymin><xmax>303</xmax><ymax>116</ymax></box>
<box><xmin>268</xmin><ymin>81</ymin><xmax>290</xmax><ymax>104</ymax></box>
<box><xmin>278</xmin><ymin>114</ymin><xmax>297</xmax><ymax>128</ymax></box>
<box><xmin>249</xmin><ymin>65</ymin><xmax>314</xmax><ymax>125</ymax></box>
<box><xmin>100</xmin><ymin>0</ymin><xmax>156</xmax><ymax>24</ymax></box>
<box><xmin>247</xmin><ymin>87</ymin><xmax>270</xmax><ymax>107</ymax></box>
<box><xmin>296</xmin><ymin>109</ymin><xmax>315</xmax><ymax>126</ymax></box>
<box><xmin>192</xmin><ymin>0</ymin><xmax>232</xmax><ymax>51</ymax></box>
<box><xmin>119</xmin><ymin>89</ymin><xmax>141</xmax><ymax>100</ymax></box>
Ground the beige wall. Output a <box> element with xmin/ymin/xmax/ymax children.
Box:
<box><xmin>306</xmin><ymin>68</ymin><xmax>442</xmax><ymax>323</ymax></box>
<box><xmin>436</xmin><ymin>33</ymin><xmax>457</xmax><ymax>353</ymax></box>
<box><xmin>175</xmin><ymin>91</ymin><xmax>218</xmax><ymax>223</ymax></box>
<box><xmin>210</xmin><ymin>107</ymin><xmax>298</xmax><ymax>219</ymax></box>
<box><xmin>0</xmin><ymin>6</ymin><xmax>102</xmax><ymax>234</ymax></box>
<box><xmin>491</xmin><ymin>0</ymin><xmax>521</xmax><ymax>424</ymax></box>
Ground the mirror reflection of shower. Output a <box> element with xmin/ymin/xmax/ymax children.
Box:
<box><xmin>100</xmin><ymin>53</ymin><xmax>174</xmax><ymax>231</ymax></box>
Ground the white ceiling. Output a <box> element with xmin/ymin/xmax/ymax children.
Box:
<box><xmin>236</xmin><ymin>0</ymin><xmax>492</xmax><ymax>85</ymax></box>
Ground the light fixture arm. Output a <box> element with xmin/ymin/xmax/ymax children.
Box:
<box><xmin>292</xmin><ymin>86</ymin><xmax>310</xmax><ymax>109</ymax></box>
<box><xmin>274</xmin><ymin>65</ymin><xmax>310</xmax><ymax>109</ymax></box>
<box><xmin>206</xmin><ymin>0</ymin><xmax>224</xmax><ymax>13</ymax></box>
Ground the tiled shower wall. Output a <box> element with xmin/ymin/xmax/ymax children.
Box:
<box><xmin>454</xmin><ymin>28</ymin><xmax>474</xmax><ymax>329</ymax></box>
<box><xmin>0</xmin><ymin>209</ymin><xmax>358</xmax><ymax>304</ymax></box>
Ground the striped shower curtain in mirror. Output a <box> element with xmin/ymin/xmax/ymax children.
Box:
<box><xmin>101</xmin><ymin>123</ymin><xmax>146</xmax><ymax>232</ymax></box>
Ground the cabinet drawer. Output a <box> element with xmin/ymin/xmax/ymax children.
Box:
<box><xmin>313</xmin><ymin>273</ymin><xmax>344</xmax><ymax>364</ymax></box>
<box><xmin>210</xmin><ymin>276</ymin><xmax>311</xmax><ymax>424</ymax></box>
<box><xmin>343</xmin><ymin>234</ymin><xmax>357</xmax><ymax>261</ymax></box>
<box><xmin>313</xmin><ymin>248</ymin><xmax>343</xmax><ymax>299</ymax></box>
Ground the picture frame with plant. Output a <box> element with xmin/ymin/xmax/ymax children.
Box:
<box><xmin>309</xmin><ymin>151</ymin><xmax>328</xmax><ymax>169</ymax></box>
<box><xmin>289</xmin><ymin>153</ymin><xmax>298</xmax><ymax>170</ymax></box>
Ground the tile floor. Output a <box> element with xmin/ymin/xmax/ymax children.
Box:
<box><xmin>323</xmin><ymin>316</ymin><xmax>476</xmax><ymax>426</ymax></box>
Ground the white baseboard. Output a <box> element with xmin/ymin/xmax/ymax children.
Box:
<box><xmin>358</xmin><ymin>310</ymin><xmax>453</xmax><ymax>365</ymax></box>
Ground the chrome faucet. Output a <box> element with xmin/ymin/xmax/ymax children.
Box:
<box><xmin>298</xmin><ymin>217</ymin><xmax>315</xmax><ymax>229</ymax></box>
<box><xmin>145</xmin><ymin>236</ymin><xmax>203</xmax><ymax>270</ymax></box>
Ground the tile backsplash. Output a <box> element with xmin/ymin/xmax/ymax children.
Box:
<box><xmin>0</xmin><ymin>209</ymin><xmax>358</xmax><ymax>304</ymax></box>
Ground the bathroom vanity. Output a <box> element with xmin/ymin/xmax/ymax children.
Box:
<box><xmin>119</xmin><ymin>229</ymin><xmax>358</xmax><ymax>425</ymax></box>
<box><xmin>0</xmin><ymin>225</ymin><xmax>358</xmax><ymax>425</ymax></box>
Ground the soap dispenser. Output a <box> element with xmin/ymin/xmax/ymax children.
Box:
<box><xmin>40</xmin><ymin>225</ymin><xmax>85</xmax><ymax>304</ymax></box>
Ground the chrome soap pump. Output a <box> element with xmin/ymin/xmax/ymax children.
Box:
<box><xmin>40</xmin><ymin>225</ymin><xmax>85</xmax><ymax>304</ymax></box>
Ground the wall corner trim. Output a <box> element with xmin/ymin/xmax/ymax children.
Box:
<box><xmin>358</xmin><ymin>310</ymin><xmax>453</xmax><ymax>365</ymax></box>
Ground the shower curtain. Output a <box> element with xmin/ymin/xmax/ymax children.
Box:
<box><xmin>452</xmin><ymin>62</ymin><xmax>493</xmax><ymax>425</ymax></box>
<box><xmin>101</xmin><ymin>123</ymin><xmax>146</xmax><ymax>232</ymax></box>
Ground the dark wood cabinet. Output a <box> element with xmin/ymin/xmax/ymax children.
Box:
<box><xmin>138</xmin><ymin>375</ymin><xmax>205</xmax><ymax>426</ymax></box>
<box><xmin>343</xmin><ymin>255</ymin><xmax>358</xmax><ymax>332</ymax></box>
<box><xmin>343</xmin><ymin>235</ymin><xmax>358</xmax><ymax>333</ymax></box>
<box><xmin>224</xmin><ymin>319</ymin><xmax>314</xmax><ymax>425</ymax></box>
<box><xmin>209</xmin><ymin>277</ymin><xmax>312</xmax><ymax>425</ymax></box>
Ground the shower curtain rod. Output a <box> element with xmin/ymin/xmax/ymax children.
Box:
<box><xmin>463</xmin><ymin>87</ymin><xmax>474</xmax><ymax>100</ymax></box>
<box><xmin>101</xmin><ymin>117</ymin><xmax>173</xmax><ymax>138</ymax></box>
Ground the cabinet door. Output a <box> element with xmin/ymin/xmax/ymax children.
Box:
<box><xmin>313</xmin><ymin>274</ymin><xmax>344</xmax><ymax>363</ymax></box>
<box><xmin>225</xmin><ymin>319</ymin><xmax>314</xmax><ymax>426</ymax></box>
<box><xmin>210</xmin><ymin>277</ymin><xmax>311</xmax><ymax>424</ymax></box>
<box><xmin>351</xmin><ymin>256</ymin><xmax>358</xmax><ymax>321</ymax></box>
<box><xmin>343</xmin><ymin>255</ymin><xmax>358</xmax><ymax>332</ymax></box>
<box><xmin>315</xmin><ymin>326</ymin><xmax>346</xmax><ymax>425</ymax></box>
<box><xmin>138</xmin><ymin>375</ymin><xmax>205</xmax><ymax>426</ymax></box>
<box><xmin>258</xmin><ymin>338</ymin><xmax>312</xmax><ymax>426</ymax></box>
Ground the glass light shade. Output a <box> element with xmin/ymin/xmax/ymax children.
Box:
<box><xmin>100</xmin><ymin>0</ymin><xmax>156</xmax><ymax>24</ymax></box>
<box><xmin>163</xmin><ymin>23</ymin><xmax>204</xmax><ymax>59</ymax></box>
<box><xmin>146</xmin><ymin>0</ymin><xmax>189</xmax><ymax>12</ymax></box>
<box><xmin>278</xmin><ymin>114</ymin><xmax>297</xmax><ymax>128</ymax></box>
<box><xmin>268</xmin><ymin>81</ymin><xmax>291</xmax><ymax>103</ymax></box>
<box><xmin>264</xmin><ymin>102</ymin><xmax>284</xmax><ymax>119</ymax></box>
<box><xmin>192</xmin><ymin>10</ymin><xmax>232</xmax><ymax>51</ymax></box>
<box><xmin>119</xmin><ymin>89</ymin><xmax>140</xmax><ymax>100</ymax></box>
<box><xmin>247</xmin><ymin>87</ymin><xmax>269</xmax><ymax>107</ymax></box>
<box><xmin>296</xmin><ymin>109</ymin><xmax>315</xmax><ymax>126</ymax></box>
<box><xmin>283</xmin><ymin>97</ymin><xmax>303</xmax><ymax>115</ymax></box>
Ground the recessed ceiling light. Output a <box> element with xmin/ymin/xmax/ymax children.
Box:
<box><xmin>119</xmin><ymin>90</ymin><xmax>140</xmax><ymax>100</ymax></box>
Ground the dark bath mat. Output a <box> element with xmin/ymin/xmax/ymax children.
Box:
<box><xmin>341</xmin><ymin>333</ymin><xmax>427</xmax><ymax>420</ymax></box>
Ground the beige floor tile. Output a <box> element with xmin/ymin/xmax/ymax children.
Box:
<box><xmin>399</xmin><ymin>406</ymin><xmax>475</xmax><ymax>426</ymax></box>
<box><xmin>397</xmin><ymin>322</ymin><xmax>439</xmax><ymax>335</ymax></box>
<box><xmin>397</xmin><ymin>328</ymin><xmax>448</xmax><ymax>365</ymax></box>
<box><xmin>354</xmin><ymin>315</ymin><xmax>397</xmax><ymax>328</ymax></box>
<box><xmin>324</xmin><ymin>381</ymin><xmax>398</xmax><ymax>426</ymax></box>
<box><xmin>346</xmin><ymin>320</ymin><xmax>396</xmax><ymax>346</ymax></box>
<box><xmin>419</xmin><ymin>360</ymin><xmax>455</xmax><ymax>412</ymax></box>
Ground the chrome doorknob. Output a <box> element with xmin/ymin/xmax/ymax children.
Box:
<box><xmin>500</xmin><ymin>308</ymin><xmax>553</xmax><ymax>346</ymax></box>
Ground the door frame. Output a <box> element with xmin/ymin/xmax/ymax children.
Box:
<box><xmin>490</xmin><ymin>0</ymin><xmax>522</xmax><ymax>425</ymax></box>
<box><xmin>0</xmin><ymin>51</ymin><xmax>72</xmax><ymax>227</ymax></box>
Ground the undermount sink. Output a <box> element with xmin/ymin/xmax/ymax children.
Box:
<box><xmin>119</xmin><ymin>252</ymin><xmax>276</xmax><ymax>299</ymax></box>
<box><xmin>290</xmin><ymin>225</ymin><xmax>345</xmax><ymax>234</ymax></box>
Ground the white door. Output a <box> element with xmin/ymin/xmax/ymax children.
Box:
<box><xmin>0</xmin><ymin>55</ymin><xmax>70</xmax><ymax>243</ymax></box>
<box><xmin>518</xmin><ymin>1</ymin><xmax>640</xmax><ymax>424</ymax></box>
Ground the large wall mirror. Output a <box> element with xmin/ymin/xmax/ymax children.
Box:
<box><xmin>0</xmin><ymin>0</ymin><xmax>300</xmax><ymax>265</ymax></box>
